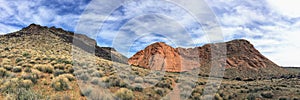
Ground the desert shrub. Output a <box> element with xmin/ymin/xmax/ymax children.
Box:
<box><xmin>108</xmin><ymin>76</ymin><xmax>122</xmax><ymax>87</ymax></box>
<box><xmin>155</xmin><ymin>88</ymin><xmax>165</xmax><ymax>96</ymax></box>
<box><xmin>214</xmin><ymin>93</ymin><xmax>222</xmax><ymax>100</ymax></box>
<box><xmin>0</xmin><ymin>79</ymin><xmax>45</xmax><ymax>100</ymax></box>
<box><xmin>3</xmin><ymin>65</ymin><xmax>13</xmax><ymax>71</ymax></box>
<box><xmin>20</xmin><ymin>80</ymin><xmax>34</xmax><ymax>88</ymax></box>
<box><xmin>65</xmin><ymin>64</ymin><xmax>74</xmax><ymax>73</ymax></box>
<box><xmin>192</xmin><ymin>86</ymin><xmax>203</xmax><ymax>94</ymax></box>
<box><xmin>279</xmin><ymin>96</ymin><xmax>290</xmax><ymax>100</ymax></box>
<box><xmin>240</xmin><ymin>89</ymin><xmax>249</xmax><ymax>93</ymax></box>
<box><xmin>235</xmin><ymin>77</ymin><xmax>242</xmax><ymax>81</ymax></box>
<box><xmin>247</xmin><ymin>94</ymin><xmax>256</xmax><ymax>100</ymax></box>
<box><xmin>91</xmin><ymin>77</ymin><xmax>99</xmax><ymax>85</ymax></box>
<box><xmin>292</xmin><ymin>97</ymin><xmax>300</xmax><ymax>100</ymax></box>
<box><xmin>60</xmin><ymin>74</ymin><xmax>75</xmax><ymax>81</ymax></box>
<box><xmin>4</xmin><ymin>47</ymin><xmax>9</xmax><ymax>51</ymax></box>
<box><xmin>101</xmin><ymin>76</ymin><xmax>110</xmax><ymax>83</ymax></box>
<box><xmin>191</xmin><ymin>92</ymin><xmax>201</xmax><ymax>100</ymax></box>
<box><xmin>1</xmin><ymin>58</ymin><xmax>11</xmax><ymax>65</ymax></box>
<box><xmin>12</xmin><ymin>66</ymin><xmax>22</xmax><ymax>72</ymax></box>
<box><xmin>115</xmin><ymin>88</ymin><xmax>134</xmax><ymax>100</ymax></box>
<box><xmin>22</xmin><ymin>63</ymin><xmax>33</xmax><ymax>68</ymax></box>
<box><xmin>77</xmin><ymin>73</ymin><xmax>90</xmax><ymax>81</ymax></box>
<box><xmin>34</xmin><ymin>64</ymin><xmax>54</xmax><ymax>73</ymax></box>
<box><xmin>261</xmin><ymin>91</ymin><xmax>273</xmax><ymax>98</ymax></box>
<box><xmin>0</xmin><ymin>68</ymin><xmax>10</xmax><ymax>77</ymax></box>
<box><xmin>54</xmin><ymin>64</ymin><xmax>65</xmax><ymax>70</ymax></box>
<box><xmin>24</xmin><ymin>67</ymin><xmax>31</xmax><ymax>73</ymax></box>
<box><xmin>29</xmin><ymin>60</ymin><xmax>36</xmax><ymax>64</ymax></box>
<box><xmin>54</xmin><ymin>69</ymin><xmax>65</xmax><ymax>76</ymax></box>
<box><xmin>21</xmin><ymin>73</ymin><xmax>38</xmax><ymax>84</ymax></box>
<box><xmin>91</xmin><ymin>71</ymin><xmax>104</xmax><ymax>78</ymax></box>
<box><xmin>131</xmin><ymin>84</ymin><xmax>143</xmax><ymax>92</ymax></box>
<box><xmin>156</xmin><ymin>78</ymin><xmax>173</xmax><ymax>90</ymax></box>
<box><xmin>134</xmin><ymin>77</ymin><xmax>144</xmax><ymax>83</ymax></box>
<box><xmin>51</xmin><ymin>75</ymin><xmax>72</xmax><ymax>91</ymax></box>
<box><xmin>56</xmin><ymin>59</ymin><xmax>72</xmax><ymax>64</ymax></box>
<box><xmin>22</xmin><ymin>52</ymin><xmax>31</xmax><ymax>58</ymax></box>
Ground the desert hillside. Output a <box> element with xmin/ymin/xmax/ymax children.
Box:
<box><xmin>0</xmin><ymin>24</ymin><xmax>299</xmax><ymax>100</ymax></box>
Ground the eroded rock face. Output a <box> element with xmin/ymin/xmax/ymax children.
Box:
<box><xmin>128</xmin><ymin>42</ymin><xmax>183</xmax><ymax>72</ymax></box>
<box><xmin>128</xmin><ymin>39</ymin><xmax>283</xmax><ymax>73</ymax></box>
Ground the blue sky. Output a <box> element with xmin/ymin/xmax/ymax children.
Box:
<box><xmin>1</xmin><ymin>0</ymin><xmax>300</xmax><ymax>67</ymax></box>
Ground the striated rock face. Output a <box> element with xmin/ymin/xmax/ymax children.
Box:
<box><xmin>128</xmin><ymin>39</ymin><xmax>287</xmax><ymax>77</ymax></box>
<box><xmin>128</xmin><ymin>42</ymin><xmax>183</xmax><ymax>72</ymax></box>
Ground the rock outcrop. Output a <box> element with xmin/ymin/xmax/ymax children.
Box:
<box><xmin>128</xmin><ymin>39</ymin><xmax>288</xmax><ymax>78</ymax></box>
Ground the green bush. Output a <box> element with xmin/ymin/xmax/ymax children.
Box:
<box><xmin>115</xmin><ymin>88</ymin><xmax>134</xmax><ymax>100</ymax></box>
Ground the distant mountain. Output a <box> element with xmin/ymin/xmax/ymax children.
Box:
<box><xmin>0</xmin><ymin>23</ymin><xmax>128</xmax><ymax>63</ymax></box>
<box><xmin>128</xmin><ymin>39</ymin><xmax>288</xmax><ymax>79</ymax></box>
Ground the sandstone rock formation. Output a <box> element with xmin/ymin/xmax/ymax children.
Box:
<box><xmin>128</xmin><ymin>39</ymin><xmax>288</xmax><ymax>78</ymax></box>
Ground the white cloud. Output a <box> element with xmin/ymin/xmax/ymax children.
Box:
<box><xmin>266</xmin><ymin>0</ymin><xmax>300</xmax><ymax>18</ymax></box>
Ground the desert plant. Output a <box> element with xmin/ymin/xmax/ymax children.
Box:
<box><xmin>115</xmin><ymin>88</ymin><xmax>134</xmax><ymax>100</ymax></box>
<box><xmin>247</xmin><ymin>94</ymin><xmax>256</xmax><ymax>100</ymax></box>
<box><xmin>0</xmin><ymin>68</ymin><xmax>9</xmax><ymax>77</ymax></box>
<box><xmin>34</xmin><ymin>64</ymin><xmax>54</xmax><ymax>73</ymax></box>
<box><xmin>134</xmin><ymin>77</ymin><xmax>144</xmax><ymax>83</ymax></box>
<box><xmin>0</xmin><ymin>79</ymin><xmax>46</xmax><ymax>100</ymax></box>
<box><xmin>12</xmin><ymin>66</ymin><xmax>22</xmax><ymax>72</ymax></box>
<box><xmin>90</xmin><ymin>77</ymin><xmax>99</xmax><ymax>85</ymax></box>
<box><xmin>60</xmin><ymin>74</ymin><xmax>75</xmax><ymax>81</ymax></box>
<box><xmin>21</xmin><ymin>73</ymin><xmax>38</xmax><ymax>84</ymax></box>
<box><xmin>54</xmin><ymin>64</ymin><xmax>65</xmax><ymax>70</ymax></box>
<box><xmin>22</xmin><ymin>52</ymin><xmax>31</xmax><ymax>58</ymax></box>
<box><xmin>51</xmin><ymin>76</ymin><xmax>72</xmax><ymax>91</ymax></box>
<box><xmin>214</xmin><ymin>93</ymin><xmax>222</xmax><ymax>100</ymax></box>
<box><xmin>20</xmin><ymin>80</ymin><xmax>34</xmax><ymax>88</ymax></box>
<box><xmin>155</xmin><ymin>88</ymin><xmax>165</xmax><ymax>96</ymax></box>
<box><xmin>279</xmin><ymin>96</ymin><xmax>290</xmax><ymax>100</ymax></box>
<box><xmin>24</xmin><ymin>67</ymin><xmax>31</xmax><ymax>73</ymax></box>
<box><xmin>54</xmin><ymin>69</ymin><xmax>65</xmax><ymax>76</ymax></box>
<box><xmin>131</xmin><ymin>84</ymin><xmax>143</xmax><ymax>92</ymax></box>
<box><xmin>91</xmin><ymin>71</ymin><xmax>104</xmax><ymax>78</ymax></box>
<box><xmin>3</xmin><ymin>65</ymin><xmax>13</xmax><ymax>71</ymax></box>
<box><xmin>261</xmin><ymin>91</ymin><xmax>273</xmax><ymax>98</ymax></box>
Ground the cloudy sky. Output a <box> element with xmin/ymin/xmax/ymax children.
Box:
<box><xmin>1</xmin><ymin>0</ymin><xmax>300</xmax><ymax>67</ymax></box>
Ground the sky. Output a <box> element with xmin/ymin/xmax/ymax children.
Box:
<box><xmin>0</xmin><ymin>0</ymin><xmax>300</xmax><ymax>67</ymax></box>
